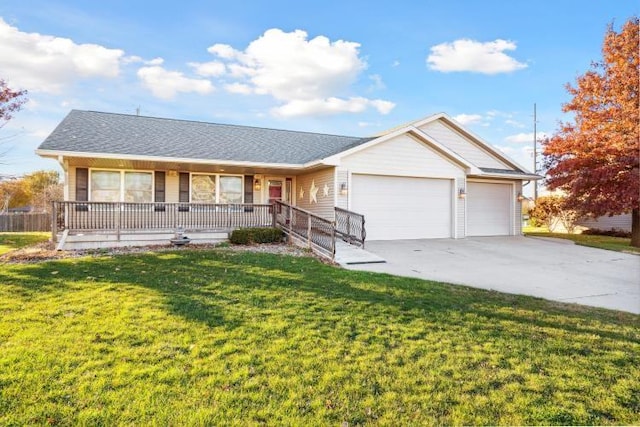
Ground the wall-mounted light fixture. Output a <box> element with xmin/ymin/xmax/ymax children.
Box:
<box><xmin>458</xmin><ymin>188</ymin><xmax>466</xmax><ymax>199</ymax></box>
<box><xmin>254</xmin><ymin>179</ymin><xmax>262</xmax><ymax>191</ymax></box>
<box><xmin>340</xmin><ymin>182</ymin><xmax>348</xmax><ymax>196</ymax></box>
<box><xmin>517</xmin><ymin>192</ymin><xmax>525</xmax><ymax>202</ymax></box>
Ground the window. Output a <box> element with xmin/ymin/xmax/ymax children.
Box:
<box><xmin>219</xmin><ymin>176</ymin><xmax>242</xmax><ymax>204</ymax></box>
<box><xmin>124</xmin><ymin>172</ymin><xmax>153</xmax><ymax>203</ymax></box>
<box><xmin>191</xmin><ymin>174</ymin><xmax>216</xmax><ymax>203</ymax></box>
<box><xmin>91</xmin><ymin>171</ymin><xmax>120</xmax><ymax>202</ymax></box>
<box><xmin>89</xmin><ymin>170</ymin><xmax>153</xmax><ymax>202</ymax></box>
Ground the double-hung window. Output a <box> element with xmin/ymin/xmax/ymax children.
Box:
<box><xmin>191</xmin><ymin>174</ymin><xmax>216</xmax><ymax>203</ymax></box>
<box><xmin>90</xmin><ymin>170</ymin><xmax>153</xmax><ymax>203</ymax></box>
<box><xmin>219</xmin><ymin>176</ymin><xmax>242</xmax><ymax>204</ymax></box>
<box><xmin>189</xmin><ymin>174</ymin><xmax>243</xmax><ymax>204</ymax></box>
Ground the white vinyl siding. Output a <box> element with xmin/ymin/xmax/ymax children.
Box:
<box><xmin>335</xmin><ymin>169</ymin><xmax>349</xmax><ymax>209</ymax></box>
<box><xmin>514</xmin><ymin>181</ymin><xmax>523</xmax><ymax>235</ymax></box>
<box><xmin>467</xmin><ymin>181</ymin><xmax>513</xmax><ymax>236</ymax></box>
<box><xmin>166</xmin><ymin>173</ymin><xmax>179</xmax><ymax>202</ymax></box>
<box><xmin>352</xmin><ymin>174</ymin><xmax>453</xmax><ymax>240</ymax></box>
<box><xmin>456</xmin><ymin>177</ymin><xmax>466</xmax><ymax>238</ymax></box>
<box><xmin>419</xmin><ymin>120</ymin><xmax>511</xmax><ymax>170</ymax></box>
<box><xmin>68</xmin><ymin>166</ymin><xmax>77</xmax><ymax>201</ymax></box>
<box><xmin>296</xmin><ymin>168</ymin><xmax>335</xmax><ymax>220</ymax></box>
<box><xmin>341</xmin><ymin>133</ymin><xmax>464</xmax><ymax>178</ymax></box>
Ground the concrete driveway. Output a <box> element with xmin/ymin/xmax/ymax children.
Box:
<box><xmin>345</xmin><ymin>236</ymin><xmax>640</xmax><ymax>314</ymax></box>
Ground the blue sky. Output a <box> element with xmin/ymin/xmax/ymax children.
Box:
<box><xmin>1</xmin><ymin>0</ymin><xmax>637</xmax><ymax>191</ymax></box>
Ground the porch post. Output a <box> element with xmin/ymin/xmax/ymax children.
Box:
<box><xmin>307</xmin><ymin>214</ymin><xmax>312</xmax><ymax>248</ymax></box>
<box><xmin>272</xmin><ymin>203</ymin><xmax>277</xmax><ymax>228</ymax></box>
<box><xmin>50</xmin><ymin>201</ymin><xmax>57</xmax><ymax>244</ymax></box>
<box><xmin>116</xmin><ymin>202</ymin><xmax>121</xmax><ymax>241</ymax></box>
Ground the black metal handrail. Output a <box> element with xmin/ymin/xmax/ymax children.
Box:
<box><xmin>274</xmin><ymin>201</ymin><xmax>335</xmax><ymax>259</ymax></box>
<box><xmin>334</xmin><ymin>206</ymin><xmax>366</xmax><ymax>248</ymax></box>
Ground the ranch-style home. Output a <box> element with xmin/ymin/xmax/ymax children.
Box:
<box><xmin>36</xmin><ymin>110</ymin><xmax>539</xmax><ymax>253</ymax></box>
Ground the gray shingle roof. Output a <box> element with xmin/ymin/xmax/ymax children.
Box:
<box><xmin>38</xmin><ymin>110</ymin><xmax>374</xmax><ymax>164</ymax></box>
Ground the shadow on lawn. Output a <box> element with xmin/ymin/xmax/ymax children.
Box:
<box><xmin>2</xmin><ymin>249</ymin><xmax>639</xmax><ymax>344</ymax></box>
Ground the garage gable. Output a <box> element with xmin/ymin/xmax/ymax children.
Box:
<box><xmin>340</xmin><ymin>133</ymin><xmax>464</xmax><ymax>178</ymax></box>
<box><xmin>418</xmin><ymin>120</ymin><xmax>512</xmax><ymax>170</ymax></box>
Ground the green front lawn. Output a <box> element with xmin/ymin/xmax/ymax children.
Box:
<box><xmin>1</xmin><ymin>250</ymin><xmax>639</xmax><ymax>425</ymax></box>
<box><xmin>0</xmin><ymin>232</ymin><xmax>50</xmax><ymax>255</ymax></box>
<box><xmin>526</xmin><ymin>231</ymin><xmax>640</xmax><ymax>254</ymax></box>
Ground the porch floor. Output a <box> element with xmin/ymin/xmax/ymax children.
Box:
<box><xmin>334</xmin><ymin>240</ymin><xmax>385</xmax><ymax>266</ymax></box>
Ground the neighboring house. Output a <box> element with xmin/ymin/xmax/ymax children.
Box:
<box><xmin>36</xmin><ymin>110</ymin><xmax>539</xmax><ymax>242</ymax></box>
<box><xmin>576</xmin><ymin>214</ymin><xmax>632</xmax><ymax>233</ymax></box>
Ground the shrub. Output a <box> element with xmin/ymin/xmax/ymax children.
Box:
<box><xmin>581</xmin><ymin>228</ymin><xmax>631</xmax><ymax>238</ymax></box>
<box><xmin>529</xmin><ymin>195</ymin><xmax>578</xmax><ymax>232</ymax></box>
<box><xmin>229</xmin><ymin>227</ymin><xmax>283</xmax><ymax>245</ymax></box>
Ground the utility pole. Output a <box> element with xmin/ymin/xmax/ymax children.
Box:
<box><xmin>533</xmin><ymin>103</ymin><xmax>538</xmax><ymax>201</ymax></box>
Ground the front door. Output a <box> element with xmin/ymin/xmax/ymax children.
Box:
<box><xmin>268</xmin><ymin>180</ymin><xmax>283</xmax><ymax>204</ymax></box>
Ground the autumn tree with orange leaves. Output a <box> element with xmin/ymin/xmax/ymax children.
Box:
<box><xmin>0</xmin><ymin>79</ymin><xmax>27</xmax><ymax>127</ymax></box>
<box><xmin>543</xmin><ymin>17</ymin><xmax>640</xmax><ymax>247</ymax></box>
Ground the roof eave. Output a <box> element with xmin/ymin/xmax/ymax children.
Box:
<box><xmin>436</xmin><ymin>114</ymin><xmax>536</xmax><ymax>173</ymax></box>
<box><xmin>35</xmin><ymin>149</ymin><xmax>320</xmax><ymax>170</ymax></box>
<box><xmin>468</xmin><ymin>172</ymin><xmax>543</xmax><ymax>180</ymax></box>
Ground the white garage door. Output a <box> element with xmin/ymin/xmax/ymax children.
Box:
<box><xmin>351</xmin><ymin>174</ymin><xmax>452</xmax><ymax>240</ymax></box>
<box><xmin>467</xmin><ymin>182</ymin><xmax>512</xmax><ymax>236</ymax></box>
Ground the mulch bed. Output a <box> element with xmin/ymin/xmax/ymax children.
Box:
<box><xmin>0</xmin><ymin>241</ymin><xmax>317</xmax><ymax>264</ymax></box>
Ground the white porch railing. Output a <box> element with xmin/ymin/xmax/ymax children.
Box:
<box><xmin>51</xmin><ymin>201</ymin><xmax>275</xmax><ymax>242</ymax></box>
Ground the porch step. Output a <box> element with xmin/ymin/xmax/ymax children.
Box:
<box><xmin>60</xmin><ymin>230</ymin><xmax>229</xmax><ymax>250</ymax></box>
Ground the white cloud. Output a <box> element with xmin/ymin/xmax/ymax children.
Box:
<box><xmin>427</xmin><ymin>38</ymin><xmax>527</xmax><ymax>74</ymax></box>
<box><xmin>122</xmin><ymin>55</ymin><xmax>143</xmax><ymax>64</ymax></box>
<box><xmin>145</xmin><ymin>57</ymin><xmax>164</xmax><ymax>66</ymax></box>
<box><xmin>271</xmin><ymin>97</ymin><xmax>394</xmax><ymax>118</ymax></box>
<box><xmin>505</xmin><ymin>119</ymin><xmax>525</xmax><ymax>128</ymax></box>
<box><xmin>505</xmin><ymin>132</ymin><xmax>548</xmax><ymax>144</ymax></box>
<box><xmin>0</xmin><ymin>17</ymin><xmax>124</xmax><ymax>93</ymax></box>
<box><xmin>224</xmin><ymin>82</ymin><xmax>253</xmax><ymax>94</ymax></box>
<box><xmin>368</xmin><ymin>74</ymin><xmax>385</xmax><ymax>91</ymax></box>
<box><xmin>188</xmin><ymin>60</ymin><xmax>225</xmax><ymax>77</ymax></box>
<box><xmin>207</xmin><ymin>28</ymin><xmax>394</xmax><ymax>117</ymax></box>
<box><xmin>453</xmin><ymin>113</ymin><xmax>483</xmax><ymax>125</ymax></box>
<box><xmin>207</xmin><ymin>43</ymin><xmax>240</xmax><ymax>59</ymax></box>
<box><xmin>137</xmin><ymin>66</ymin><xmax>214</xmax><ymax>99</ymax></box>
<box><xmin>391</xmin><ymin>60</ymin><xmax>400</xmax><ymax>67</ymax></box>
<box><xmin>369</xmin><ymin>99</ymin><xmax>395</xmax><ymax>115</ymax></box>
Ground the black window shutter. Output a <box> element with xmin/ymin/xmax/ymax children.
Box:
<box><xmin>154</xmin><ymin>171</ymin><xmax>166</xmax><ymax>211</ymax></box>
<box><xmin>179</xmin><ymin>172</ymin><xmax>190</xmax><ymax>211</ymax></box>
<box><xmin>75</xmin><ymin>168</ymin><xmax>89</xmax><ymax>211</ymax></box>
<box><xmin>244</xmin><ymin>175</ymin><xmax>254</xmax><ymax>212</ymax></box>
<box><xmin>154</xmin><ymin>171</ymin><xmax>165</xmax><ymax>202</ymax></box>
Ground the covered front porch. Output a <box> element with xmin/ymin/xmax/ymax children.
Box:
<box><xmin>51</xmin><ymin>200</ymin><xmax>369</xmax><ymax>262</ymax></box>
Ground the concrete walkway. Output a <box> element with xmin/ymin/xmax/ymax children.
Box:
<box><xmin>344</xmin><ymin>236</ymin><xmax>640</xmax><ymax>314</ymax></box>
<box><xmin>334</xmin><ymin>240</ymin><xmax>386</xmax><ymax>266</ymax></box>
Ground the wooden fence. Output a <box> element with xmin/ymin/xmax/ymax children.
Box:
<box><xmin>0</xmin><ymin>213</ymin><xmax>51</xmax><ymax>232</ymax></box>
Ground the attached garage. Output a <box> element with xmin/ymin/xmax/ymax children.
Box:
<box><xmin>466</xmin><ymin>181</ymin><xmax>513</xmax><ymax>236</ymax></box>
<box><xmin>351</xmin><ymin>174</ymin><xmax>452</xmax><ymax>240</ymax></box>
